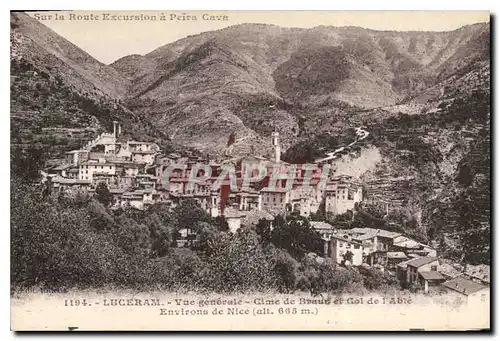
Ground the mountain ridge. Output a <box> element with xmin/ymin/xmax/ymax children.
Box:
<box><xmin>109</xmin><ymin>21</ymin><xmax>489</xmax><ymax>157</ymax></box>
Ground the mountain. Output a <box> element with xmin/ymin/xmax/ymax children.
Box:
<box><xmin>11</xmin><ymin>14</ymin><xmax>490</xmax><ymax>262</ymax></box>
<box><xmin>11</xmin><ymin>12</ymin><xmax>129</xmax><ymax>99</ymax></box>
<box><xmin>10</xmin><ymin>12</ymin><xmax>171</xmax><ymax>159</ymax></box>
<box><xmin>110</xmin><ymin>22</ymin><xmax>490</xmax><ymax>157</ymax></box>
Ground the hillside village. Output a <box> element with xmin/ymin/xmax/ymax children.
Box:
<box><xmin>43</xmin><ymin>122</ymin><xmax>362</xmax><ymax>229</ymax></box>
<box><xmin>41</xmin><ymin>122</ymin><xmax>490</xmax><ymax>301</ymax></box>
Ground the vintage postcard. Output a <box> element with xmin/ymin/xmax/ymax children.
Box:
<box><xmin>10</xmin><ymin>10</ymin><xmax>490</xmax><ymax>331</ymax></box>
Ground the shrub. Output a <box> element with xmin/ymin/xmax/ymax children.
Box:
<box><xmin>202</xmin><ymin>229</ymin><xmax>278</xmax><ymax>293</ymax></box>
<box><xmin>296</xmin><ymin>256</ymin><xmax>364</xmax><ymax>295</ymax></box>
<box><xmin>273</xmin><ymin>249</ymin><xmax>299</xmax><ymax>293</ymax></box>
<box><xmin>360</xmin><ymin>267</ymin><xmax>400</xmax><ymax>292</ymax></box>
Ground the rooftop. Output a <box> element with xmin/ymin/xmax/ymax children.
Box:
<box><xmin>260</xmin><ymin>187</ymin><xmax>290</xmax><ymax>193</ymax></box>
<box><xmin>442</xmin><ymin>277</ymin><xmax>488</xmax><ymax>296</ymax></box>
<box><xmin>350</xmin><ymin>227</ymin><xmax>375</xmax><ymax>235</ymax></box>
<box><xmin>376</xmin><ymin>230</ymin><xmax>402</xmax><ymax>239</ymax></box>
<box><xmin>241</xmin><ymin>210</ymin><xmax>274</xmax><ymax>226</ymax></box>
<box><xmin>330</xmin><ymin>233</ymin><xmax>362</xmax><ymax>246</ymax></box>
<box><xmin>396</xmin><ymin>259</ymin><xmax>413</xmax><ymax>269</ymax></box>
<box><xmin>438</xmin><ymin>264</ymin><xmax>463</xmax><ymax>279</ymax></box>
<box><xmin>54</xmin><ymin>178</ymin><xmax>91</xmax><ymax>185</ymax></box>
<box><xmin>407</xmin><ymin>253</ymin><xmax>422</xmax><ymax>259</ymax></box>
<box><xmin>52</xmin><ymin>164</ymin><xmax>72</xmax><ymax>171</ymax></box>
<box><xmin>127</xmin><ymin>141</ymin><xmax>156</xmax><ymax>145</ymax></box>
<box><xmin>419</xmin><ymin>271</ymin><xmax>445</xmax><ymax>281</ymax></box>
<box><xmin>310</xmin><ymin>221</ymin><xmax>334</xmax><ymax>231</ymax></box>
<box><xmin>464</xmin><ymin>264</ymin><xmax>490</xmax><ymax>283</ymax></box>
<box><xmin>81</xmin><ymin>162</ymin><xmax>116</xmax><ymax>167</ymax></box>
<box><xmin>122</xmin><ymin>192</ymin><xmax>145</xmax><ymax>198</ymax></box>
<box><xmin>394</xmin><ymin>238</ymin><xmax>422</xmax><ymax>249</ymax></box>
<box><xmin>109</xmin><ymin>187</ymin><xmax>127</xmax><ymax>193</ymax></box>
<box><xmin>223</xmin><ymin>207</ymin><xmax>247</xmax><ymax>218</ymax></box>
<box><xmin>387</xmin><ymin>252</ymin><xmax>407</xmax><ymax>259</ymax></box>
<box><xmin>132</xmin><ymin>150</ymin><xmax>158</xmax><ymax>154</ymax></box>
<box><xmin>350</xmin><ymin>227</ymin><xmax>402</xmax><ymax>239</ymax></box>
<box><xmin>93</xmin><ymin>173</ymin><xmax>115</xmax><ymax>178</ymax></box>
<box><xmin>406</xmin><ymin>256</ymin><xmax>438</xmax><ymax>268</ymax></box>
<box><xmin>354</xmin><ymin>231</ymin><xmax>378</xmax><ymax>241</ymax></box>
<box><xmin>238</xmin><ymin>191</ymin><xmax>260</xmax><ymax>197</ymax></box>
<box><xmin>65</xmin><ymin>150</ymin><xmax>89</xmax><ymax>154</ymax></box>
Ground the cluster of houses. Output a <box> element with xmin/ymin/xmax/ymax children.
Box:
<box><xmin>44</xmin><ymin>122</ymin><xmax>364</xmax><ymax>232</ymax></box>
<box><xmin>312</xmin><ymin>222</ymin><xmax>490</xmax><ymax>302</ymax></box>
<box><xmin>42</xmin><ymin>123</ymin><xmax>490</xmax><ymax>301</ymax></box>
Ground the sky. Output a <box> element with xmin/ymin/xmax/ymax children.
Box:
<box><xmin>28</xmin><ymin>10</ymin><xmax>489</xmax><ymax>65</ymax></box>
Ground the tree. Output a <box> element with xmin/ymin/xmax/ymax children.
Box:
<box><xmin>274</xmin><ymin>249</ymin><xmax>298</xmax><ymax>293</ymax></box>
<box><xmin>144</xmin><ymin>213</ymin><xmax>173</xmax><ymax>258</ymax></box>
<box><xmin>271</xmin><ymin>215</ymin><xmax>323</xmax><ymax>259</ymax></box>
<box><xmin>11</xmin><ymin>145</ymin><xmax>46</xmax><ymax>182</ymax></box>
<box><xmin>173</xmin><ymin>199</ymin><xmax>210</xmax><ymax>246</ymax></box>
<box><xmin>114</xmin><ymin>214</ymin><xmax>152</xmax><ymax>257</ymax></box>
<box><xmin>342</xmin><ymin>250</ymin><xmax>354</xmax><ymax>266</ymax></box>
<box><xmin>95</xmin><ymin>182</ymin><xmax>113</xmax><ymax>207</ymax></box>
<box><xmin>42</xmin><ymin>176</ymin><xmax>53</xmax><ymax>199</ymax></box>
<box><xmin>255</xmin><ymin>218</ymin><xmax>272</xmax><ymax>244</ymax></box>
<box><xmin>11</xmin><ymin>181</ymin><xmax>135</xmax><ymax>289</ymax></box>
<box><xmin>214</xmin><ymin>216</ymin><xmax>229</xmax><ymax>232</ymax></box>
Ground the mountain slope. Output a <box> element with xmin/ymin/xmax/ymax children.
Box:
<box><xmin>111</xmin><ymin>22</ymin><xmax>490</xmax><ymax>156</ymax></box>
<box><xmin>12</xmin><ymin>12</ymin><xmax>129</xmax><ymax>99</ymax></box>
<box><xmin>10</xmin><ymin>12</ymin><xmax>171</xmax><ymax>158</ymax></box>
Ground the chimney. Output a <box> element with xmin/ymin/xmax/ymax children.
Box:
<box><xmin>271</xmin><ymin>131</ymin><xmax>281</xmax><ymax>163</ymax></box>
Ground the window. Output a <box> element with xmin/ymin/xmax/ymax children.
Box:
<box><xmin>354</xmin><ymin>245</ymin><xmax>360</xmax><ymax>249</ymax></box>
<box><xmin>346</xmin><ymin>244</ymin><xmax>351</xmax><ymax>249</ymax></box>
<box><xmin>431</xmin><ymin>265</ymin><xmax>437</xmax><ymax>271</ymax></box>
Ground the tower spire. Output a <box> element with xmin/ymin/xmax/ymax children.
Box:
<box><xmin>271</xmin><ymin>131</ymin><xmax>281</xmax><ymax>163</ymax></box>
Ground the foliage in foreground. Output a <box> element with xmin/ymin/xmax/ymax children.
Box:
<box><xmin>11</xmin><ymin>178</ymin><xmax>398</xmax><ymax>294</ymax></box>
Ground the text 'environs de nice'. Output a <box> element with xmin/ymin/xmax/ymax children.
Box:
<box><xmin>32</xmin><ymin>13</ymin><xmax>230</xmax><ymax>22</ymax></box>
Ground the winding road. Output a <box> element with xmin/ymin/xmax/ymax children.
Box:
<box><xmin>315</xmin><ymin>127</ymin><xmax>370</xmax><ymax>164</ymax></box>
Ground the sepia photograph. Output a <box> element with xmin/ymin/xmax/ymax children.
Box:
<box><xmin>10</xmin><ymin>10</ymin><xmax>491</xmax><ymax>331</ymax></box>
